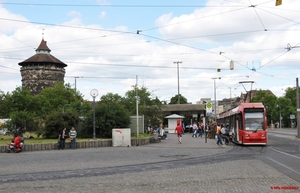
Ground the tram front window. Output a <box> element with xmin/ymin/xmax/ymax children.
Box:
<box><xmin>245</xmin><ymin>112</ymin><xmax>264</xmax><ymax>131</ymax></box>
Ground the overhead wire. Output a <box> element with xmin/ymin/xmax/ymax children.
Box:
<box><xmin>0</xmin><ymin>0</ymin><xmax>298</xmax><ymax>78</ymax></box>
<box><xmin>248</xmin><ymin>2</ymin><xmax>267</xmax><ymax>31</ymax></box>
<box><xmin>142</xmin><ymin>6</ymin><xmax>249</xmax><ymax>32</ymax></box>
<box><xmin>0</xmin><ymin>2</ymin><xmax>245</xmax><ymax>8</ymax></box>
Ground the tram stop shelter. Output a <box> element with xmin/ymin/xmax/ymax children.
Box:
<box><xmin>164</xmin><ymin>114</ymin><xmax>185</xmax><ymax>134</ymax></box>
<box><xmin>162</xmin><ymin>104</ymin><xmax>207</xmax><ymax>132</ymax></box>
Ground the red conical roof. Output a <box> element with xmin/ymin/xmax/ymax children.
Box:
<box><xmin>35</xmin><ymin>39</ymin><xmax>51</xmax><ymax>52</ymax></box>
<box><xmin>19</xmin><ymin>39</ymin><xmax>67</xmax><ymax>67</ymax></box>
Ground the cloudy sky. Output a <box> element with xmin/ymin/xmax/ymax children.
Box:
<box><xmin>0</xmin><ymin>0</ymin><xmax>299</xmax><ymax>103</ymax></box>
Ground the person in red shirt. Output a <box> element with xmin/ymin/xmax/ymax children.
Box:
<box><xmin>175</xmin><ymin>124</ymin><xmax>184</xmax><ymax>144</ymax></box>
<box><xmin>14</xmin><ymin>135</ymin><xmax>22</xmax><ymax>152</ymax></box>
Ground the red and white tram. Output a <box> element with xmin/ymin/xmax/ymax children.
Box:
<box><xmin>217</xmin><ymin>103</ymin><xmax>267</xmax><ymax>145</ymax></box>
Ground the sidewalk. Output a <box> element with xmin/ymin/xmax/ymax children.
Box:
<box><xmin>149</xmin><ymin>132</ymin><xmax>233</xmax><ymax>149</ymax></box>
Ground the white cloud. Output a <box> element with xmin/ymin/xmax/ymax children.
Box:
<box><xmin>67</xmin><ymin>11</ymin><xmax>82</xmax><ymax>19</ymax></box>
<box><xmin>0</xmin><ymin>0</ymin><xmax>299</xmax><ymax>103</ymax></box>
<box><xmin>96</xmin><ymin>0</ymin><xmax>111</xmax><ymax>6</ymax></box>
<box><xmin>98</xmin><ymin>11</ymin><xmax>106</xmax><ymax>20</ymax></box>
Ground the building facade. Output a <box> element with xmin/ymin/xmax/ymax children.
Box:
<box><xmin>18</xmin><ymin>39</ymin><xmax>67</xmax><ymax>94</ymax></box>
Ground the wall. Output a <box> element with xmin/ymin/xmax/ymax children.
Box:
<box><xmin>0</xmin><ymin>137</ymin><xmax>156</xmax><ymax>153</ymax></box>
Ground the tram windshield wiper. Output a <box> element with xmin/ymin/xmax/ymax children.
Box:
<box><xmin>253</xmin><ymin>125</ymin><xmax>260</xmax><ymax>133</ymax></box>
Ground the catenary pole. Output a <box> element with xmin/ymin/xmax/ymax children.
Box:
<box><xmin>297</xmin><ymin>78</ymin><xmax>300</xmax><ymax>138</ymax></box>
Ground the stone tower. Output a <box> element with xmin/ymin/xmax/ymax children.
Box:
<box><xmin>19</xmin><ymin>39</ymin><xmax>67</xmax><ymax>95</ymax></box>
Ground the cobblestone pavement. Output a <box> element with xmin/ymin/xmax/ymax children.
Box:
<box><xmin>0</xmin><ymin>134</ymin><xmax>299</xmax><ymax>193</ymax></box>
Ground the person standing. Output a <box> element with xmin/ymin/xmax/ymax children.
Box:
<box><xmin>69</xmin><ymin>127</ymin><xmax>77</xmax><ymax>149</ymax></box>
<box><xmin>175</xmin><ymin>123</ymin><xmax>184</xmax><ymax>144</ymax></box>
<box><xmin>58</xmin><ymin>128</ymin><xmax>67</xmax><ymax>150</ymax></box>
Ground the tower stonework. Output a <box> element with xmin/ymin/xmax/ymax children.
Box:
<box><xmin>19</xmin><ymin>39</ymin><xmax>67</xmax><ymax>95</ymax></box>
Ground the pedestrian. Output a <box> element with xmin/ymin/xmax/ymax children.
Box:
<box><xmin>216</xmin><ymin>123</ymin><xmax>223</xmax><ymax>146</ymax></box>
<box><xmin>198</xmin><ymin>122</ymin><xmax>204</xmax><ymax>138</ymax></box>
<box><xmin>192</xmin><ymin>122</ymin><xmax>198</xmax><ymax>137</ymax></box>
<box><xmin>175</xmin><ymin>123</ymin><xmax>184</xmax><ymax>144</ymax></box>
<box><xmin>58</xmin><ymin>127</ymin><xmax>67</xmax><ymax>150</ymax></box>
<box><xmin>69</xmin><ymin>127</ymin><xmax>77</xmax><ymax>149</ymax></box>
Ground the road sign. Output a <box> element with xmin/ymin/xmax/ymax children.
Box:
<box><xmin>290</xmin><ymin>114</ymin><xmax>295</xmax><ymax>119</ymax></box>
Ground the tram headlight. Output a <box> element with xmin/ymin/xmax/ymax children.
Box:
<box><xmin>244</xmin><ymin>134</ymin><xmax>248</xmax><ymax>137</ymax></box>
<box><xmin>261</xmin><ymin>134</ymin><xmax>265</xmax><ymax>137</ymax></box>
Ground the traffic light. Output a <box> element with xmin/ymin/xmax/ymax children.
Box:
<box><xmin>276</xmin><ymin>0</ymin><xmax>282</xmax><ymax>6</ymax></box>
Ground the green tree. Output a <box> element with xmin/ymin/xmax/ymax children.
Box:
<box><xmin>169</xmin><ymin>94</ymin><xmax>188</xmax><ymax>104</ymax></box>
<box><xmin>276</xmin><ymin>97</ymin><xmax>294</xmax><ymax>128</ymax></box>
<box><xmin>123</xmin><ymin>86</ymin><xmax>163</xmax><ymax>130</ymax></box>
<box><xmin>0</xmin><ymin>90</ymin><xmax>11</xmax><ymax>118</ymax></box>
<box><xmin>36</xmin><ymin>82</ymin><xmax>88</xmax><ymax>137</ymax></box>
<box><xmin>251</xmin><ymin>90</ymin><xmax>277</xmax><ymax>126</ymax></box>
<box><xmin>43</xmin><ymin>111</ymin><xmax>80</xmax><ymax>138</ymax></box>
<box><xmin>2</xmin><ymin>87</ymin><xmax>41</xmax><ymax>136</ymax></box>
<box><xmin>38</xmin><ymin>82</ymin><xmax>81</xmax><ymax>115</ymax></box>
<box><xmin>82</xmin><ymin>93</ymin><xmax>130</xmax><ymax>138</ymax></box>
<box><xmin>284</xmin><ymin>87</ymin><xmax>297</xmax><ymax>108</ymax></box>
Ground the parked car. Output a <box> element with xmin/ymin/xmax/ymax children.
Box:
<box><xmin>184</xmin><ymin>125</ymin><xmax>193</xmax><ymax>133</ymax></box>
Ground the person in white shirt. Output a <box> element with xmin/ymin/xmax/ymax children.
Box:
<box><xmin>69</xmin><ymin>127</ymin><xmax>77</xmax><ymax>149</ymax></box>
<box><xmin>221</xmin><ymin>124</ymin><xmax>226</xmax><ymax>134</ymax></box>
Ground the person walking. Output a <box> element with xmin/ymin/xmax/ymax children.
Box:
<box><xmin>198</xmin><ymin>122</ymin><xmax>204</xmax><ymax>138</ymax></box>
<box><xmin>175</xmin><ymin>123</ymin><xmax>184</xmax><ymax>144</ymax></box>
<box><xmin>192</xmin><ymin>122</ymin><xmax>198</xmax><ymax>137</ymax></box>
<box><xmin>58</xmin><ymin>128</ymin><xmax>67</xmax><ymax>150</ymax></box>
<box><xmin>216</xmin><ymin>124</ymin><xmax>223</xmax><ymax>146</ymax></box>
<box><xmin>69</xmin><ymin>127</ymin><xmax>77</xmax><ymax>149</ymax></box>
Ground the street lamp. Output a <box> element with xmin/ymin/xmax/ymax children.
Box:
<box><xmin>90</xmin><ymin>89</ymin><xmax>99</xmax><ymax>140</ymax></box>
<box><xmin>74</xmin><ymin>76</ymin><xmax>83</xmax><ymax>93</ymax></box>
<box><xmin>277</xmin><ymin>105</ymin><xmax>282</xmax><ymax>128</ymax></box>
<box><xmin>174</xmin><ymin>61</ymin><xmax>182</xmax><ymax>104</ymax></box>
<box><xmin>228</xmin><ymin>87</ymin><xmax>232</xmax><ymax>99</ymax></box>
<box><xmin>135</xmin><ymin>75</ymin><xmax>139</xmax><ymax>146</ymax></box>
<box><xmin>212</xmin><ymin>77</ymin><xmax>221</xmax><ymax>122</ymax></box>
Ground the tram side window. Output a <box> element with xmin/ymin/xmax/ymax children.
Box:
<box><xmin>244</xmin><ymin>112</ymin><xmax>264</xmax><ymax>131</ymax></box>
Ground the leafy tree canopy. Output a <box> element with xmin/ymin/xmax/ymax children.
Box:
<box><xmin>169</xmin><ymin>94</ymin><xmax>188</xmax><ymax>104</ymax></box>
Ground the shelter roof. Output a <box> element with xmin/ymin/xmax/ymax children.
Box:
<box><xmin>164</xmin><ymin>114</ymin><xmax>185</xmax><ymax>119</ymax></box>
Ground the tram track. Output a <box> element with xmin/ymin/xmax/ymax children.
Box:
<box><xmin>255</xmin><ymin>135</ymin><xmax>300</xmax><ymax>183</ymax></box>
<box><xmin>226</xmin><ymin>141</ymin><xmax>300</xmax><ymax>183</ymax></box>
<box><xmin>228</xmin><ymin>144</ymin><xmax>266</xmax><ymax>155</ymax></box>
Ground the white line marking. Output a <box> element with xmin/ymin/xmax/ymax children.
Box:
<box><xmin>266</xmin><ymin>156</ymin><xmax>300</xmax><ymax>175</ymax></box>
<box><xmin>268</xmin><ymin>147</ymin><xmax>300</xmax><ymax>160</ymax></box>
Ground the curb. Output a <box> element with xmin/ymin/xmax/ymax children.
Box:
<box><xmin>0</xmin><ymin>137</ymin><xmax>158</xmax><ymax>153</ymax></box>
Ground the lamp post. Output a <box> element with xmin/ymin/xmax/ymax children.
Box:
<box><xmin>277</xmin><ymin>105</ymin><xmax>282</xmax><ymax>128</ymax></box>
<box><xmin>74</xmin><ymin>76</ymin><xmax>83</xmax><ymax>93</ymax></box>
<box><xmin>212</xmin><ymin>77</ymin><xmax>221</xmax><ymax>122</ymax></box>
<box><xmin>90</xmin><ymin>89</ymin><xmax>99</xmax><ymax>140</ymax></box>
<box><xmin>173</xmin><ymin>61</ymin><xmax>182</xmax><ymax>104</ymax></box>
<box><xmin>228</xmin><ymin>87</ymin><xmax>232</xmax><ymax>99</ymax></box>
<box><xmin>136</xmin><ymin>75</ymin><xmax>139</xmax><ymax>146</ymax></box>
